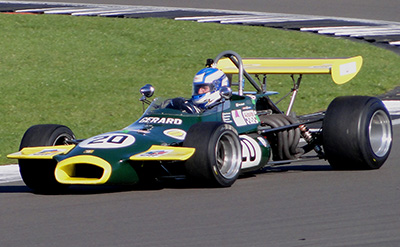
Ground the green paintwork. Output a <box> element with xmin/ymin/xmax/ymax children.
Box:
<box><xmin>46</xmin><ymin>94</ymin><xmax>272</xmax><ymax>185</ymax></box>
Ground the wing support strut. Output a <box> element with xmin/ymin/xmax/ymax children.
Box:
<box><xmin>286</xmin><ymin>74</ymin><xmax>302</xmax><ymax>116</ymax></box>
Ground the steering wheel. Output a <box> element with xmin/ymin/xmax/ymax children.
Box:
<box><xmin>165</xmin><ymin>98</ymin><xmax>199</xmax><ymax>114</ymax></box>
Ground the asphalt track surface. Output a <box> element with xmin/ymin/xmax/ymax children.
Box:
<box><xmin>1</xmin><ymin>127</ymin><xmax>400</xmax><ymax>247</ymax></box>
<box><xmin>1</xmin><ymin>1</ymin><xmax>400</xmax><ymax>247</ymax></box>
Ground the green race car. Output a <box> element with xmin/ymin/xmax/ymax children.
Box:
<box><xmin>8</xmin><ymin>51</ymin><xmax>393</xmax><ymax>193</ymax></box>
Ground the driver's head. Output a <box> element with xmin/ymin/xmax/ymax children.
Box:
<box><xmin>192</xmin><ymin>68</ymin><xmax>229</xmax><ymax>109</ymax></box>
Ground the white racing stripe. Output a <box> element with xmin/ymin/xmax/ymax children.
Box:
<box><xmin>0</xmin><ymin>165</ymin><xmax>21</xmax><ymax>184</ymax></box>
<box><xmin>383</xmin><ymin>100</ymin><xmax>400</xmax><ymax>115</ymax></box>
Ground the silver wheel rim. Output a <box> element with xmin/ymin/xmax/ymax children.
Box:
<box><xmin>369</xmin><ymin>110</ymin><xmax>392</xmax><ymax>157</ymax></box>
<box><xmin>215</xmin><ymin>132</ymin><xmax>241</xmax><ymax>179</ymax></box>
<box><xmin>52</xmin><ymin>133</ymin><xmax>74</xmax><ymax>146</ymax></box>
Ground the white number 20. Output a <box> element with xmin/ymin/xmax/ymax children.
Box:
<box><xmin>79</xmin><ymin>134</ymin><xmax>136</xmax><ymax>149</ymax></box>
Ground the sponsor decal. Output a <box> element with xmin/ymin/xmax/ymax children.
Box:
<box><xmin>136</xmin><ymin>150</ymin><xmax>173</xmax><ymax>157</ymax></box>
<box><xmin>222</xmin><ymin>112</ymin><xmax>232</xmax><ymax>123</ymax></box>
<box><xmin>340</xmin><ymin>61</ymin><xmax>357</xmax><ymax>76</ymax></box>
<box><xmin>246</xmin><ymin>94</ymin><xmax>257</xmax><ymax>101</ymax></box>
<box><xmin>33</xmin><ymin>149</ymin><xmax>62</xmax><ymax>156</ymax></box>
<box><xmin>138</xmin><ymin>117</ymin><xmax>183</xmax><ymax>125</ymax></box>
<box><xmin>131</xmin><ymin>129</ymin><xmax>150</xmax><ymax>134</ymax></box>
<box><xmin>163</xmin><ymin>129</ymin><xmax>186</xmax><ymax>140</ymax></box>
<box><xmin>232</xmin><ymin>109</ymin><xmax>247</xmax><ymax>127</ymax></box>
<box><xmin>242</xmin><ymin>110</ymin><xmax>259</xmax><ymax>124</ymax></box>
<box><xmin>79</xmin><ymin>134</ymin><xmax>136</xmax><ymax>149</ymax></box>
<box><xmin>232</xmin><ymin>109</ymin><xmax>259</xmax><ymax>126</ymax></box>
<box><xmin>235</xmin><ymin>102</ymin><xmax>245</xmax><ymax>107</ymax></box>
<box><xmin>240</xmin><ymin>135</ymin><xmax>262</xmax><ymax>169</ymax></box>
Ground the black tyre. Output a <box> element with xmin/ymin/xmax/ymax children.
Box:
<box><xmin>19</xmin><ymin>124</ymin><xmax>75</xmax><ymax>193</ymax></box>
<box><xmin>183</xmin><ymin>122</ymin><xmax>242</xmax><ymax>187</ymax></box>
<box><xmin>323</xmin><ymin>96</ymin><xmax>392</xmax><ymax>170</ymax></box>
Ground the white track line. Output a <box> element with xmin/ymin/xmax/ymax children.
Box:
<box><xmin>383</xmin><ymin>100</ymin><xmax>400</xmax><ymax>115</ymax></box>
<box><xmin>0</xmin><ymin>165</ymin><xmax>21</xmax><ymax>183</ymax></box>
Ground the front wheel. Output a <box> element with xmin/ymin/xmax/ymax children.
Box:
<box><xmin>183</xmin><ymin>122</ymin><xmax>242</xmax><ymax>187</ymax></box>
<box><xmin>322</xmin><ymin>96</ymin><xmax>392</xmax><ymax>170</ymax></box>
<box><xmin>19</xmin><ymin>124</ymin><xmax>75</xmax><ymax>193</ymax></box>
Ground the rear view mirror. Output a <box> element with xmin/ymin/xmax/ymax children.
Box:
<box><xmin>140</xmin><ymin>84</ymin><xmax>155</xmax><ymax>99</ymax></box>
<box><xmin>220</xmin><ymin>86</ymin><xmax>232</xmax><ymax>100</ymax></box>
<box><xmin>139</xmin><ymin>84</ymin><xmax>155</xmax><ymax>110</ymax></box>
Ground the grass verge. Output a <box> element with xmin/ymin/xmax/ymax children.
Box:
<box><xmin>1</xmin><ymin>14</ymin><xmax>399</xmax><ymax>164</ymax></box>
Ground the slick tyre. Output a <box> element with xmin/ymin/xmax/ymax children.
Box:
<box><xmin>323</xmin><ymin>96</ymin><xmax>392</xmax><ymax>170</ymax></box>
<box><xmin>19</xmin><ymin>124</ymin><xmax>75</xmax><ymax>194</ymax></box>
<box><xmin>183</xmin><ymin>122</ymin><xmax>242</xmax><ymax>187</ymax></box>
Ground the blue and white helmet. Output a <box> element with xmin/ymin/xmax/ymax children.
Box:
<box><xmin>192</xmin><ymin>68</ymin><xmax>229</xmax><ymax>109</ymax></box>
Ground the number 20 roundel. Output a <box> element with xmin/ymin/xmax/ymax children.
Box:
<box><xmin>240</xmin><ymin>135</ymin><xmax>262</xmax><ymax>169</ymax></box>
<box><xmin>79</xmin><ymin>134</ymin><xmax>136</xmax><ymax>149</ymax></box>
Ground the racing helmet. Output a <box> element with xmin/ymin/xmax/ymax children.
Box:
<box><xmin>191</xmin><ymin>67</ymin><xmax>229</xmax><ymax>109</ymax></box>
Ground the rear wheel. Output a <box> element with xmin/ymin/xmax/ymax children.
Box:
<box><xmin>19</xmin><ymin>124</ymin><xmax>75</xmax><ymax>193</ymax></box>
<box><xmin>183</xmin><ymin>122</ymin><xmax>242</xmax><ymax>187</ymax></box>
<box><xmin>323</xmin><ymin>96</ymin><xmax>392</xmax><ymax>169</ymax></box>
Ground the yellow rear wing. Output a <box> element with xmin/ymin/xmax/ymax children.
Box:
<box><xmin>216</xmin><ymin>56</ymin><xmax>362</xmax><ymax>85</ymax></box>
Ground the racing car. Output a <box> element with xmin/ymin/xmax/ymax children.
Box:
<box><xmin>8</xmin><ymin>50</ymin><xmax>393</xmax><ymax>193</ymax></box>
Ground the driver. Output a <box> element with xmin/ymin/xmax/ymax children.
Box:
<box><xmin>191</xmin><ymin>67</ymin><xmax>230</xmax><ymax>109</ymax></box>
<box><xmin>165</xmin><ymin>67</ymin><xmax>229</xmax><ymax>113</ymax></box>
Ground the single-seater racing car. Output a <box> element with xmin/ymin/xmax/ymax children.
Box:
<box><xmin>8</xmin><ymin>51</ymin><xmax>393</xmax><ymax>193</ymax></box>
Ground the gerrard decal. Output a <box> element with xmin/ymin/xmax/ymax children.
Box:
<box><xmin>139</xmin><ymin>117</ymin><xmax>183</xmax><ymax>125</ymax></box>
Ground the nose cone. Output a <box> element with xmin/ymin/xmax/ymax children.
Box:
<box><xmin>55</xmin><ymin>155</ymin><xmax>112</xmax><ymax>184</ymax></box>
<box><xmin>55</xmin><ymin>155</ymin><xmax>139</xmax><ymax>185</ymax></box>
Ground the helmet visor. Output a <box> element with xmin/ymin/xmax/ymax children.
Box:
<box><xmin>192</xmin><ymin>83</ymin><xmax>215</xmax><ymax>96</ymax></box>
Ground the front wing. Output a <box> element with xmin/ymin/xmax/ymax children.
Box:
<box><xmin>7</xmin><ymin>145</ymin><xmax>196</xmax><ymax>185</ymax></box>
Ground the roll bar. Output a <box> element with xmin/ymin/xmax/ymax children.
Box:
<box><xmin>213</xmin><ymin>50</ymin><xmax>263</xmax><ymax>96</ymax></box>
